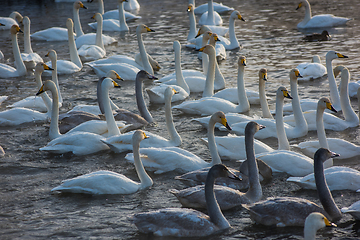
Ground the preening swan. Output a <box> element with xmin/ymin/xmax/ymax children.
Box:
<box><xmin>125</xmin><ymin>110</ymin><xmax>232</xmax><ymax>174</ymax></box>
<box><xmin>21</xmin><ymin>16</ymin><xmax>43</xmax><ymax>70</ymax></box>
<box><xmin>296</xmin><ymin>55</ymin><xmax>326</xmax><ymax>81</ymax></box>
<box><xmin>0</xmin><ymin>25</ymin><xmax>27</xmax><ymax>78</ymax></box>
<box><xmin>78</xmin><ymin>13</ymin><xmax>106</xmax><ymax>62</ymax></box>
<box><xmin>170</xmin><ymin>122</ymin><xmax>264</xmax><ymax>210</ymax></box>
<box><xmin>244</xmin><ymin>148</ymin><xmax>342</xmax><ymax>227</ymax></box>
<box><xmin>51</xmin><ymin>130</ymin><xmax>153</xmax><ymax>194</ymax></box>
<box><xmin>130</xmin><ymin>164</ymin><xmax>240</xmax><ymax>237</ymax></box>
<box><xmin>31</xmin><ymin>1</ymin><xmax>87</xmax><ymax>41</ymax></box>
<box><xmin>198</xmin><ymin>0</ymin><xmax>223</xmax><ymax>26</ymax></box>
<box><xmin>296</xmin><ymin>0</ymin><xmax>351</xmax><ymax>29</ymax></box>
<box><xmin>304</xmin><ymin>212</ymin><xmax>336</xmax><ymax>240</ymax></box>
<box><xmin>0</xmin><ymin>11</ymin><xmax>23</xmax><ymax>31</ymax></box>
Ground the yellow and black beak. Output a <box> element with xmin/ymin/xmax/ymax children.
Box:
<box><xmin>221</xmin><ymin>117</ymin><xmax>232</xmax><ymax>131</ymax></box>
<box><xmin>80</xmin><ymin>2</ymin><xmax>87</xmax><ymax>9</ymax></box>
<box><xmin>238</xmin><ymin>14</ymin><xmax>245</xmax><ymax>22</ymax></box>
<box><xmin>36</xmin><ymin>85</ymin><xmax>45</xmax><ymax>96</ymax></box>
<box><xmin>296</xmin><ymin>2</ymin><xmax>302</xmax><ymax>10</ymax></box>
<box><xmin>336</xmin><ymin>52</ymin><xmax>349</xmax><ymax>59</ymax></box>
<box><xmin>324</xmin><ymin>216</ymin><xmax>337</xmax><ymax>227</ymax></box>
<box><xmin>283</xmin><ymin>90</ymin><xmax>293</xmax><ymax>99</ymax></box>
<box><xmin>43</xmin><ymin>64</ymin><xmax>54</xmax><ymax>71</ymax></box>
<box><xmin>199</xmin><ymin>46</ymin><xmax>205</xmax><ymax>52</ymax></box>
<box><xmin>0</xmin><ymin>23</ymin><xmax>5</xmax><ymax>26</ymax></box>
<box><xmin>326</xmin><ymin>101</ymin><xmax>337</xmax><ymax>113</ymax></box>
<box><xmin>112</xmin><ymin>81</ymin><xmax>121</xmax><ymax>88</ymax></box>
<box><xmin>146</xmin><ymin>26</ymin><xmax>155</xmax><ymax>32</ymax></box>
<box><xmin>295</xmin><ymin>69</ymin><xmax>303</xmax><ymax>78</ymax></box>
<box><xmin>262</xmin><ymin>72</ymin><xmax>267</xmax><ymax>81</ymax></box>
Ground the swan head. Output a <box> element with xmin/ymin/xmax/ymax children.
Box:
<box><xmin>45</xmin><ymin>49</ymin><xmax>57</xmax><ymax>60</ymax></box>
<box><xmin>278</xmin><ymin>86</ymin><xmax>293</xmax><ymax>100</ymax></box>
<box><xmin>164</xmin><ymin>87</ymin><xmax>178</xmax><ymax>101</ymax></box>
<box><xmin>304</xmin><ymin>212</ymin><xmax>336</xmax><ymax>237</ymax></box>
<box><xmin>311</xmin><ymin>55</ymin><xmax>322</xmax><ymax>63</ymax></box>
<box><xmin>91</xmin><ymin>13</ymin><xmax>102</xmax><ymax>22</ymax></box>
<box><xmin>211</xmin><ymin>111</ymin><xmax>232</xmax><ymax>131</ymax></box>
<box><xmin>195</xmin><ymin>25</ymin><xmax>211</xmax><ymax>38</ymax></box>
<box><xmin>66</xmin><ymin>18</ymin><xmax>74</xmax><ymax>30</ymax></box>
<box><xmin>132</xmin><ymin>130</ymin><xmax>149</xmax><ymax>144</ymax></box>
<box><xmin>231</xmin><ymin>10</ymin><xmax>245</xmax><ymax>22</ymax></box>
<box><xmin>209</xmin><ymin>33</ymin><xmax>220</xmax><ymax>46</ymax></box>
<box><xmin>199</xmin><ymin>44</ymin><xmax>216</xmax><ymax>56</ymax></box>
<box><xmin>314</xmin><ymin>148</ymin><xmax>340</xmax><ymax>164</ymax></box>
<box><xmin>106</xmin><ymin>70</ymin><xmax>124</xmax><ymax>81</ymax></box>
<box><xmin>208</xmin><ymin>164</ymin><xmax>240</xmax><ymax>181</ymax></box>
<box><xmin>35</xmin><ymin>62</ymin><xmax>54</xmax><ymax>74</ymax></box>
<box><xmin>10</xmin><ymin>25</ymin><xmax>22</xmax><ymax>35</ymax></box>
<box><xmin>187</xmin><ymin>4</ymin><xmax>194</xmax><ymax>13</ymax></box>
<box><xmin>246</xmin><ymin>121</ymin><xmax>266</xmax><ymax>136</ymax></box>
<box><xmin>136</xmin><ymin>70</ymin><xmax>158</xmax><ymax>81</ymax></box>
<box><xmin>333</xmin><ymin>65</ymin><xmax>345</xmax><ymax>78</ymax></box>
<box><xmin>318</xmin><ymin>97</ymin><xmax>337</xmax><ymax>113</ymax></box>
<box><xmin>340</xmin><ymin>66</ymin><xmax>350</xmax><ymax>84</ymax></box>
<box><xmin>9</xmin><ymin>11</ymin><xmax>23</xmax><ymax>24</ymax></box>
<box><xmin>326</xmin><ymin>50</ymin><xmax>348</xmax><ymax>61</ymax></box>
<box><xmin>290</xmin><ymin>68</ymin><xmax>303</xmax><ymax>81</ymax></box>
<box><xmin>74</xmin><ymin>1</ymin><xmax>87</xmax><ymax>10</ymax></box>
<box><xmin>238</xmin><ymin>56</ymin><xmax>246</xmax><ymax>66</ymax></box>
<box><xmin>137</xmin><ymin>24</ymin><xmax>155</xmax><ymax>34</ymax></box>
<box><xmin>36</xmin><ymin>80</ymin><xmax>56</xmax><ymax>96</ymax></box>
<box><xmin>259</xmin><ymin>68</ymin><xmax>267</xmax><ymax>81</ymax></box>
<box><xmin>102</xmin><ymin>77</ymin><xmax>121</xmax><ymax>91</ymax></box>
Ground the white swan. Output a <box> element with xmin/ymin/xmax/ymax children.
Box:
<box><xmin>230</xmin><ymin>69</ymin><xmax>308</xmax><ymax>140</ymax></box>
<box><xmin>342</xmin><ymin>200</ymin><xmax>360</xmax><ymax>220</ymax></box>
<box><xmin>193</xmin><ymin>0</ymin><xmax>234</xmax><ymax>15</ymax></box>
<box><xmin>85</xmin><ymin>24</ymin><xmax>156</xmax><ymax>79</ymax></box>
<box><xmin>102</xmin><ymin>0</ymin><xmax>141</xmax><ymax>22</ymax></box>
<box><xmin>78</xmin><ymin>13</ymin><xmax>106</xmax><ymax>62</ymax></box>
<box><xmin>0</xmin><ymin>11</ymin><xmax>23</xmax><ymax>31</ymax></box>
<box><xmin>130</xmin><ymin>164</ymin><xmax>240</xmax><ymax>237</ymax></box>
<box><xmin>281</xmin><ymin>51</ymin><xmax>348</xmax><ymax>113</ymax></box>
<box><xmin>145</xmin><ymin>42</ymin><xmax>189</xmax><ymax>104</ymax></box>
<box><xmin>124</xmin><ymin>107</ymin><xmax>232</xmax><ymax>174</ymax></box>
<box><xmin>169</xmin><ymin>122</ymin><xmax>264</xmax><ymax>210</ymax></box>
<box><xmin>89</xmin><ymin>0</ymin><xmax>129</xmax><ymax>32</ymax></box>
<box><xmin>31</xmin><ymin>1</ymin><xmax>86</xmax><ymax>41</ymax></box>
<box><xmin>124</xmin><ymin>0</ymin><xmax>140</xmax><ymax>11</ymax></box>
<box><xmin>296</xmin><ymin>55</ymin><xmax>326</xmax><ymax>81</ymax></box>
<box><xmin>296</xmin><ymin>97</ymin><xmax>360</xmax><ymax>159</ymax></box>
<box><xmin>198</xmin><ymin>0</ymin><xmax>223</xmax><ymax>26</ymax></box>
<box><xmin>173</xmin><ymin>49</ymin><xmax>250</xmax><ymax>116</ymax></box>
<box><xmin>0</xmin><ymin>63</ymin><xmax>53</xmax><ymax>126</ymax></box>
<box><xmin>20</xmin><ymin>16</ymin><xmax>43</xmax><ymax>70</ymax></box>
<box><xmin>304</xmin><ymin>212</ymin><xmax>336</xmax><ymax>240</ymax></box>
<box><xmin>51</xmin><ymin>130</ymin><xmax>152</xmax><ymax>194</ymax></box>
<box><xmin>0</xmin><ymin>25</ymin><xmax>27</xmax><ymax>78</ymax></box>
<box><xmin>8</xmin><ymin>61</ymin><xmax>57</xmax><ymax>112</ymax></box>
<box><xmin>244</xmin><ymin>148</ymin><xmax>342</xmax><ymax>227</ymax></box>
<box><xmin>284</xmin><ymin>66</ymin><xmax>359</xmax><ymax>131</ymax></box>
<box><xmin>335</xmin><ymin>65</ymin><xmax>360</xmax><ymax>98</ymax></box>
<box><xmin>296</xmin><ymin>0</ymin><xmax>351</xmax><ymax>29</ymax></box>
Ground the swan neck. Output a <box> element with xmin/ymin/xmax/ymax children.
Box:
<box><xmin>68</xmin><ymin>23</ymin><xmax>82</xmax><ymax>68</ymax></box>
<box><xmin>11</xmin><ymin>33</ymin><xmax>26</xmax><ymax>75</ymax></box>
<box><xmin>187</xmin><ymin>9</ymin><xmax>197</xmax><ymax>41</ymax></box>
<box><xmin>314</xmin><ymin>155</ymin><xmax>342</xmax><ymax>221</ymax></box>
<box><xmin>137</xmin><ymin>31</ymin><xmax>153</xmax><ymax>75</ymax></box>
<box><xmin>202</xmin><ymin>52</ymin><xmax>209</xmax><ymax>75</ymax></box>
<box><xmin>275</xmin><ymin>95</ymin><xmax>290</xmax><ymax>150</ymax></box>
<box><xmin>135</xmin><ymin>77</ymin><xmax>153</xmax><ymax>123</ymax></box>
<box><xmin>228</xmin><ymin>15</ymin><xmax>237</xmax><ymax>44</ymax></box>
<box><xmin>165</xmin><ymin>93</ymin><xmax>181</xmax><ymax>146</ymax></box>
<box><xmin>207</xmin><ymin>0</ymin><xmax>215</xmax><ymax>25</ymax></box>
<box><xmin>48</xmin><ymin>82</ymin><xmax>61</xmax><ymax>140</ymax></box>
<box><xmin>205</xmin><ymin>168</ymin><xmax>230</xmax><ymax>229</ymax></box>
<box><xmin>24</xmin><ymin>21</ymin><xmax>33</xmax><ymax>53</ymax></box>
<box><xmin>95</xmin><ymin>16</ymin><xmax>104</xmax><ymax>49</ymax></box>
<box><xmin>133</xmin><ymin>139</ymin><xmax>153</xmax><ymax>189</ymax></box>
<box><xmin>35</xmin><ymin>71</ymin><xmax>53</xmax><ymax>113</ymax></box>
<box><xmin>316</xmin><ymin>107</ymin><xmax>333</xmax><ymax>168</ymax></box>
<box><xmin>98</xmin><ymin>0</ymin><xmax>104</xmax><ymax>14</ymax></box>
<box><xmin>237</xmin><ymin>65</ymin><xmax>250</xmax><ymax>111</ymax></box>
<box><xmin>208</xmin><ymin>118</ymin><xmax>222</xmax><ymax>165</ymax></box>
<box><xmin>118</xmin><ymin>1</ymin><xmax>129</xmax><ymax>31</ymax></box>
<box><xmin>325</xmin><ymin>57</ymin><xmax>341</xmax><ymax>110</ymax></box>
<box><xmin>259</xmin><ymin>79</ymin><xmax>272</xmax><ymax>118</ymax></box>
<box><xmin>290</xmin><ymin>78</ymin><xmax>308</xmax><ymax>133</ymax></box>
<box><xmin>202</xmin><ymin>50</ymin><xmax>216</xmax><ymax>97</ymax></box>
<box><xmin>50</xmin><ymin>56</ymin><xmax>62</xmax><ymax>104</ymax></box>
<box><xmin>102</xmin><ymin>81</ymin><xmax>121</xmax><ymax>137</ymax></box>
<box><xmin>339</xmin><ymin>71</ymin><xmax>359</xmax><ymax>124</ymax></box>
<box><xmin>174</xmin><ymin>46</ymin><xmax>190</xmax><ymax>94</ymax></box>
<box><xmin>73</xmin><ymin>7</ymin><xmax>84</xmax><ymax>37</ymax></box>
<box><xmin>304</xmin><ymin>222</ymin><xmax>318</xmax><ymax>240</ymax></box>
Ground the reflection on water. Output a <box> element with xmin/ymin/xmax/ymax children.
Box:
<box><xmin>0</xmin><ymin>0</ymin><xmax>359</xmax><ymax>239</ymax></box>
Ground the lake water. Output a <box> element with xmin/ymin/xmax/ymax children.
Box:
<box><xmin>0</xmin><ymin>0</ymin><xmax>359</xmax><ymax>239</ymax></box>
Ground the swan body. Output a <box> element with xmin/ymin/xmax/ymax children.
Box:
<box><xmin>51</xmin><ymin>130</ymin><xmax>152</xmax><ymax>194</ymax></box>
<box><xmin>194</xmin><ymin>2</ymin><xmax>234</xmax><ymax>15</ymax></box>
<box><xmin>102</xmin><ymin>10</ymin><xmax>141</xmax><ymax>22</ymax></box>
<box><xmin>198</xmin><ymin>0</ymin><xmax>223</xmax><ymax>26</ymax></box>
<box><xmin>0</xmin><ymin>12</ymin><xmax>23</xmax><ymax>31</ymax></box>
<box><xmin>21</xmin><ymin>16</ymin><xmax>43</xmax><ymax>70</ymax></box>
<box><xmin>0</xmin><ymin>25</ymin><xmax>27</xmax><ymax>78</ymax></box>
<box><xmin>124</xmin><ymin>0</ymin><xmax>140</xmax><ymax>11</ymax></box>
<box><xmin>78</xmin><ymin>13</ymin><xmax>106</xmax><ymax>61</ymax></box>
<box><xmin>304</xmin><ymin>212</ymin><xmax>336</xmax><ymax>240</ymax></box>
<box><xmin>170</xmin><ymin>122</ymin><xmax>264</xmax><ymax>210</ymax></box>
<box><xmin>31</xmin><ymin>1</ymin><xmax>86</xmax><ymax>41</ymax></box>
<box><xmin>296</xmin><ymin>56</ymin><xmax>326</xmax><ymax>81</ymax></box>
<box><xmin>244</xmin><ymin>148</ymin><xmax>342</xmax><ymax>227</ymax></box>
<box><xmin>341</xmin><ymin>201</ymin><xmax>360</xmax><ymax>220</ymax></box>
<box><xmin>296</xmin><ymin>0</ymin><xmax>351</xmax><ymax>29</ymax></box>
<box><xmin>75</xmin><ymin>33</ymin><xmax>116</xmax><ymax>48</ymax></box>
<box><xmin>131</xmin><ymin>164</ymin><xmax>240</xmax><ymax>237</ymax></box>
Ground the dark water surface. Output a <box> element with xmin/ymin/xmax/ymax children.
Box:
<box><xmin>0</xmin><ymin>0</ymin><xmax>360</xmax><ymax>239</ymax></box>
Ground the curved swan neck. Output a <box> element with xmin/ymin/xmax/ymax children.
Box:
<box><xmin>137</xmin><ymin>30</ymin><xmax>153</xmax><ymax>75</ymax></box>
<box><xmin>205</xmin><ymin>167</ymin><xmax>230</xmax><ymax>229</ymax></box>
<box><xmin>259</xmin><ymin>79</ymin><xmax>272</xmax><ymax>118</ymax></box>
<box><xmin>118</xmin><ymin>1</ymin><xmax>129</xmax><ymax>31</ymax></box>
<box><xmin>314</xmin><ymin>153</ymin><xmax>342</xmax><ymax>222</ymax></box>
<box><xmin>135</xmin><ymin>77</ymin><xmax>154</xmax><ymax>123</ymax></box>
<box><xmin>48</xmin><ymin>82</ymin><xmax>61</xmax><ymax>140</ymax></box>
<box><xmin>11</xmin><ymin>32</ymin><xmax>26</xmax><ymax>76</ymax></box>
<box><xmin>300</xmin><ymin>0</ymin><xmax>312</xmax><ymax>27</ymax></box>
<box><xmin>237</xmin><ymin>64</ymin><xmax>250</xmax><ymax>112</ymax></box>
<box><xmin>339</xmin><ymin>69</ymin><xmax>359</xmax><ymax>124</ymax></box>
<box><xmin>244</xmin><ymin>126</ymin><xmax>262</xmax><ymax>202</ymax></box>
<box><xmin>35</xmin><ymin>70</ymin><xmax>52</xmax><ymax>113</ymax></box>
<box><xmin>67</xmin><ymin>21</ymin><xmax>82</xmax><ymax>68</ymax></box>
<box><xmin>133</xmin><ymin>138</ymin><xmax>153</xmax><ymax>189</ymax></box>
<box><xmin>202</xmin><ymin>47</ymin><xmax>216</xmax><ymax>98</ymax></box>
<box><xmin>207</xmin><ymin>0</ymin><xmax>215</xmax><ymax>25</ymax></box>
<box><xmin>275</xmin><ymin>93</ymin><xmax>290</xmax><ymax>150</ymax></box>
<box><xmin>290</xmin><ymin>76</ymin><xmax>308</xmax><ymax>132</ymax></box>
<box><xmin>208</xmin><ymin>117</ymin><xmax>222</xmax><ymax>165</ymax></box>
<box><xmin>325</xmin><ymin>56</ymin><xmax>341</xmax><ymax>110</ymax></box>
<box><xmin>95</xmin><ymin>15</ymin><xmax>104</xmax><ymax>49</ymax></box>
<box><xmin>24</xmin><ymin>18</ymin><xmax>33</xmax><ymax>53</ymax></box>
<box><xmin>187</xmin><ymin>7</ymin><xmax>197</xmax><ymax>41</ymax></box>
<box><xmin>174</xmin><ymin>43</ymin><xmax>190</xmax><ymax>94</ymax></box>
<box><xmin>73</xmin><ymin>6</ymin><xmax>84</xmax><ymax>37</ymax></box>
<box><xmin>165</xmin><ymin>92</ymin><xmax>182</xmax><ymax>146</ymax></box>
<box><xmin>102</xmin><ymin>79</ymin><xmax>121</xmax><ymax>137</ymax></box>
<box><xmin>50</xmin><ymin>54</ymin><xmax>63</xmax><ymax>104</ymax></box>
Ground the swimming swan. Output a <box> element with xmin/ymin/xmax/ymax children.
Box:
<box><xmin>51</xmin><ymin>130</ymin><xmax>152</xmax><ymax>194</ymax></box>
<box><xmin>130</xmin><ymin>164</ymin><xmax>240</xmax><ymax>237</ymax></box>
<box><xmin>244</xmin><ymin>148</ymin><xmax>342</xmax><ymax>227</ymax></box>
<box><xmin>0</xmin><ymin>11</ymin><xmax>23</xmax><ymax>31</ymax></box>
<box><xmin>198</xmin><ymin>0</ymin><xmax>223</xmax><ymax>26</ymax></box>
<box><xmin>304</xmin><ymin>212</ymin><xmax>336</xmax><ymax>240</ymax></box>
<box><xmin>0</xmin><ymin>25</ymin><xmax>27</xmax><ymax>78</ymax></box>
<box><xmin>102</xmin><ymin>0</ymin><xmax>141</xmax><ymax>22</ymax></box>
<box><xmin>21</xmin><ymin>16</ymin><xmax>43</xmax><ymax>70</ymax></box>
<box><xmin>31</xmin><ymin>1</ymin><xmax>86</xmax><ymax>41</ymax></box>
<box><xmin>296</xmin><ymin>0</ymin><xmax>351</xmax><ymax>29</ymax></box>
<box><xmin>193</xmin><ymin>0</ymin><xmax>234</xmax><ymax>15</ymax></box>
<box><xmin>296</xmin><ymin>55</ymin><xmax>326</xmax><ymax>81</ymax></box>
<box><xmin>169</xmin><ymin>122</ymin><xmax>264</xmax><ymax>210</ymax></box>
